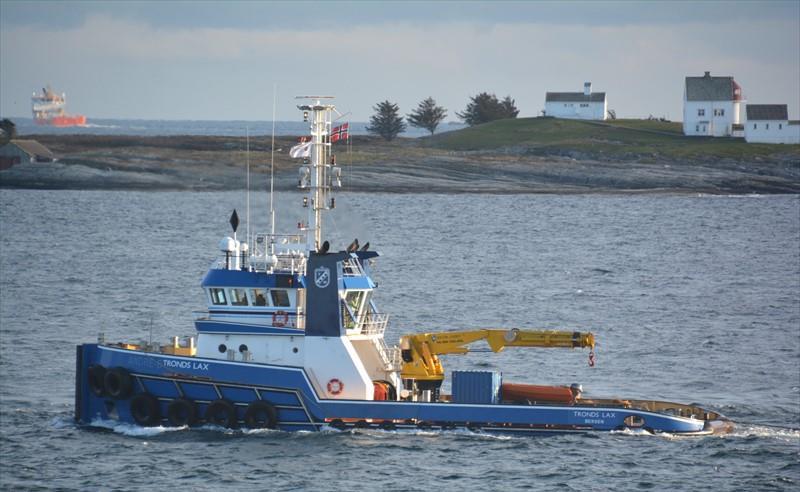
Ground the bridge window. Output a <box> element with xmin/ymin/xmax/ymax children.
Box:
<box><xmin>230</xmin><ymin>288</ymin><xmax>249</xmax><ymax>306</ymax></box>
<box><xmin>251</xmin><ymin>288</ymin><xmax>268</xmax><ymax>306</ymax></box>
<box><xmin>271</xmin><ymin>289</ymin><xmax>291</xmax><ymax>307</ymax></box>
<box><xmin>209</xmin><ymin>288</ymin><xmax>227</xmax><ymax>305</ymax></box>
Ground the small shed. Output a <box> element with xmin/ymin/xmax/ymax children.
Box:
<box><xmin>0</xmin><ymin>139</ymin><xmax>56</xmax><ymax>169</ymax></box>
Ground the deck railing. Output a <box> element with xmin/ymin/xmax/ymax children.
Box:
<box><xmin>356</xmin><ymin>312</ymin><xmax>389</xmax><ymax>336</ymax></box>
<box><xmin>377</xmin><ymin>343</ymin><xmax>402</xmax><ymax>371</ymax></box>
<box><xmin>341</xmin><ymin>257</ymin><xmax>365</xmax><ymax>277</ymax></box>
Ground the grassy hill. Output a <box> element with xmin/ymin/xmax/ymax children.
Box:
<box><xmin>423</xmin><ymin>117</ymin><xmax>800</xmax><ymax>161</ymax></box>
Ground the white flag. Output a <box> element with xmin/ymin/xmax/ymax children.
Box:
<box><xmin>289</xmin><ymin>141</ymin><xmax>312</xmax><ymax>158</ymax></box>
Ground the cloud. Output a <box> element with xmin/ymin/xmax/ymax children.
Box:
<box><xmin>1</xmin><ymin>14</ymin><xmax>798</xmax><ymax>120</ymax></box>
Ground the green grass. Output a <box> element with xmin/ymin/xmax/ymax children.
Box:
<box><xmin>423</xmin><ymin>117</ymin><xmax>800</xmax><ymax>161</ymax></box>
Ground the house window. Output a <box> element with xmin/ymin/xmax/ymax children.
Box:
<box><xmin>766</xmin><ymin>123</ymin><xmax>769</xmax><ymax>130</ymax></box>
<box><xmin>753</xmin><ymin>123</ymin><xmax>757</xmax><ymax>129</ymax></box>
<box><xmin>779</xmin><ymin>123</ymin><xmax>783</xmax><ymax>129</ymax></box>
<box><xmin>698</xmin><ymin>109</ymin><xmax>705</xmax><ymax>116</ymax></box>
<box><xmin>695</xmin><ymin>125</ymin><xmax>700</xmax><ymax>132</ymax></box>
<box><xmin>713</xmin><ymin>109</ymin><xmax>725</xmax><ymax>117</ymax></box>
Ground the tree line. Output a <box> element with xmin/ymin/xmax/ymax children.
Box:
<box><xmin>366</xmin><ymin>93</ymin><xmax>519</xmax><ymax>141</ymax></box>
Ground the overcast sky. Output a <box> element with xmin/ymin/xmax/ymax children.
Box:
<box><xmin>1</xmin><ymin>1</ymin><xmax>798</xmax><ymax>121</ymax></box>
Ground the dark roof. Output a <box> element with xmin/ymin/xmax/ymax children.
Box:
<box><xmin>746</xmin><ymin>104</ymin><xmax>788</xmax><ymax>121</ymax></box>
<box><xmin>685</xmin><ymin>73</ymin><xmax>739</xmax><ymax>101</ymax></box>
<box><xmin>7</xmin><ymin>139</ymin><xmax>55</xmax><ymax>159</ymax></box>
<box><xmin>546</xmin><ymin>92</ymin><xmax>606</xmax><ymax>103</ymax></box>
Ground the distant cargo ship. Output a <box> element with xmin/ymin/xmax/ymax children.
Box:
<box><xmin>31</xmin><ymin>85</ymin><xmax>86</xmax><ymax>127</ymax></box>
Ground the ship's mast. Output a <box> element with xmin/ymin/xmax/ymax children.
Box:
<box><xmin>297</xmin><ymin>97</ymin><xmax>336</xmax><ymax>252</ymax></box>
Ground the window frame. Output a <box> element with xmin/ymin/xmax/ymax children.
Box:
<box><xmin>209</xmin><ymin>288</ymin><xmax>228</xmax><ymax>306</ymax></box>
<box><xmin>229</xmin><ymin>288</ymin><xmax>249</xmax><ymax>306</ymax></box>
<box><xmin>251</xmin><ymin>288</ymin><xmax>269</xmax><ymax>306</ymax></box>
<box><xmin>270</xmin><ymin>289</ymin><xmax>291</xmax><ymax>307</ymax></box>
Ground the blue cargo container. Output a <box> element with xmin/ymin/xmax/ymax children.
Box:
<box><xmin>452</xmin><ymin>371</ymin><xmax>502</xmax><ymax>404</ymax></box>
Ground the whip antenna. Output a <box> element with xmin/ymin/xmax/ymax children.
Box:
<box><xmin>246</xmin><ymin>126</ymin><xmax>250</xmax><ymax>246</ymax></box>
<box><xmin>270</xmin><ymin>84</ymin><xmax>277</xmax><ymax>240</ymax></box>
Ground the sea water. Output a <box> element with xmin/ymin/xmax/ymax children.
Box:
<box><xmin>1</xmin><ymin>190</ymin><xmax>798</xmax><ymax>490</ymax></box>
<box><xmin>12</xmin><ymin>117</ymin><xmax>465</xmax><ymax>138</ymax></box>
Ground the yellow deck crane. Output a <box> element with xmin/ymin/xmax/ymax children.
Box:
<box><xmin>398</xmin><ymin>329</ymin><xmax>595</xmax><ymax>400</ymax></box>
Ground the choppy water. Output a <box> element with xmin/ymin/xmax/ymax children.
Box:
<box><xmin>1</xmin><ymin>190</ymin><xmax>798</xmax><ymax>491</ymax></box>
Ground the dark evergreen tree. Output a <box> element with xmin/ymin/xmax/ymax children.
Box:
<box><xmin>500</xmin><ymin>96</ymin><xmax>520</xmax><ymax>119</ymax></box>
<box><xmin>366</xmin><ymin>100</ymin><xmax>406</xmax><ymax>141</ymax></box>
<box><xmin>0</xmin><ymin>119</ymin><xmax>17</xmax><ymax>144</ymax></box>
<box><xmin>457</xmin><ymin>92</ymin><xmax>519</xmax><ymax>126</ymax></box>
<box><xmin>406</xmin><ymin>97</ymin><xmax>447</xmax><ymax>135</ymax></box>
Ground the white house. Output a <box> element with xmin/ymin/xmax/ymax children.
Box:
<box><xmin>545</xmin><ymin>82</ymin><xmax>607</xmax><ymax>120</ymax></box>
<box><xmin>744</xmin><ymin>104</ymin><xmax>800</xmax><ymax>144</ymax></box>
<box><xmin>683</xmin><ymin>71</ymin><xmax>744</xmax><ymax>137</ymax></box>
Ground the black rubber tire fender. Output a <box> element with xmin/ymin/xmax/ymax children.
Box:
<box><xmin>329</xmin><ymin>419</ymin><xmax>347</xmax><ymax>430</ymax></box>
<box><xmin>87</xmin><ymin>365</ymin><xmax>106</xmax><ymax>397</ymax></box>
<box><xmin>243</xmin><ymin>400</ymin><xmax>278</xmax><ymax>429</ymax></box>
<box><xmin>205</xmin><ymin>399</ymin><xmax>238</xmax><ymax>429</ymax></box>
<box><xmin>130</xmin><ymin>393</ymin><xmax>161</xmax><ymax>426</ymax></box>
<box><xmin>104</xmin><ymin>367</ymin><xmax>133</xmax><ymax>400</ymax></box>
<box><xmin>166</xmin><ymin>398</ymin><xmax>197</xmax><ymax>427</ymax></box>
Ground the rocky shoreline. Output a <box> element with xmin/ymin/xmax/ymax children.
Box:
<box><xmin>1</xmin><ymin>134</ymin><xmax>798</xmax><ymax>194</ymax></box>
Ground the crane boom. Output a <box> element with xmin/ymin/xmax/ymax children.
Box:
<box><xmin>399</xmin><ymin>329</ymin><xmax>595</xmax><ymax>383</ymax></box>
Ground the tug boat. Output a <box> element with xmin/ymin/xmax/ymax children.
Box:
<box><xmin>75</xmin><ymin>98</ymin><xmax>733</xmax><ymax>435</ymax></box>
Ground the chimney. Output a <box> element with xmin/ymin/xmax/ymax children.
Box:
<box><xmin>584</xmin><ymin>82</ymin><xmax>591</xmax><ymax>96</ymax></box>
<box><xmin>704</xmin><ymin>71</ymin><xmax>711</xmax><ymax>78</ymax></box>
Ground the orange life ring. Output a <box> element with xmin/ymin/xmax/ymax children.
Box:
<box><xmin>327</xmin><ymin>378</ymin><xmax>344</xmax><ymax>395</ymax></box>
<box><xmin>272</xmin><ymin>310</ymin><xmax>289</xmax><ymax>327</ymax></box>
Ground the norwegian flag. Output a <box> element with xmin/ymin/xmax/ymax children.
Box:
<box><xmin>330</xmin><ymin>123</ymin><xmax>349</xmax><ymax>143</ymax></box>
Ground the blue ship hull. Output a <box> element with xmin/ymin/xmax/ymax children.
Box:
<box><xmin>76</xmin><ymin>344</ymin><xmax>723</xmax><ymax>435</ymax></box>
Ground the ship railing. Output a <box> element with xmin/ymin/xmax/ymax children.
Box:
<box><xmin>253</xmin><ymin>233</ymin><xmax>306</xmax><ymax>257</ymax></box>
<box><xmin>377</xmin><ymin>343</ymin><xmax>402</xmax><ymax>372</ymax></box>
<box><xmin>342</xmin><ymin>257</ymin><xmax>365</xmax><ymax>277</ymax></box>
<box><xmin>212</xmin><ymin>253</ymin><xmax>307</xmax><ymax>274</ymax></box>
<box><xmin>250</xmin><ymin>233</ymin><xmax>308</xmax><ymax>274</ymax></box>
<box><xmin>356</xmin><ymin>312</ymin><xmax>389</xmax><ymax>336</ymax></box>
<box><xmin>193</xmin><ymin>310</ymin><xmax>306</xmax><ymax>329</ymax></box>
